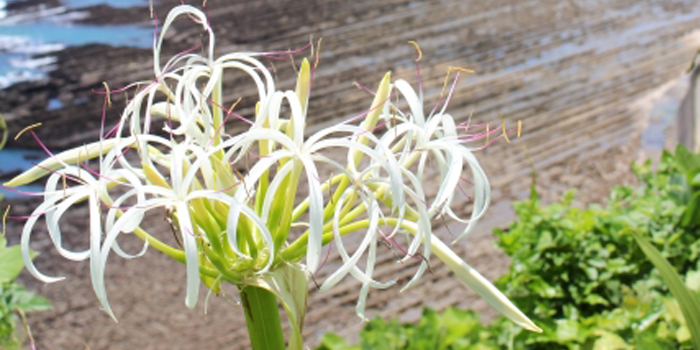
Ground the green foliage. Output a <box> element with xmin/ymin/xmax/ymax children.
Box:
<box><xmin>490</xmin><ymin>146</ymin><xmax>700</xmax><ymax>349</ymax></box>
<box><xmin>629</xmin><ymin>230</ymin><xmax>700</xmax><ymax>350</ymax></box>
<box><xmin>0</xmin><ymin>236</ymin><xmax>51</xmax><ymax>349</ymax></box>
<box><xmin>317</xmin><ymin>146</ymin><xmax>700</xmax><ymax>350</ymax></box>
<box><xmin>316</xmin><ymin>308</ymin><xmax>499</xmax><ymax>350</ymax></box>
<box><xmin>671</xmin><ymin>144</ymin><xmax>700</xmax><ymax>228</ymax></box>
<box><xmin>0</xmin><ymin>118</ymin><xmax>51</xmax><ymax>349</ymax></box>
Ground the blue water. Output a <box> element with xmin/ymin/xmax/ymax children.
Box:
<box><xmin>0</xmin><ymin>0</ymin><xmax>150</xmax><ymax>198</ymax></box>
<box><xmin>0</xmin><ymin>149</ymin><xmax>46</xmax><ymax>174</ymax></box>
<box><xmin>0</xmin><ymin>0</ymin><xmax>154</xmax><ymax>88</ymax></box>
<box><xmin>1</xmin><ymin>22</ymin><xmax>153</xmax><ymax>47</ymax></box>
<box><xmin>0</xmin><ymin>149</ymin><xmax>48</xmax><ymax>198</ymax></box>
<box><xmin>65</xmin><ymin>0</ymin><xmax>147</xmax><ymax>8</ymax></box>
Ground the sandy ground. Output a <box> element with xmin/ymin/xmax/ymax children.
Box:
<box><xmin>2</xmin><ymin>0</ymin><xmax>699</xmax><ymax>349</ymax></box>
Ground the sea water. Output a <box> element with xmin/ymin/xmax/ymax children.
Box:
<box><xmin>0</xmin><ymin>0</ymin><xmax>151</xmax><ymax>197</ymax></box>
<box><xmin>0</xmin><ymin>0</ymin><xmax>152</xmax><ymax>88</ymax></box>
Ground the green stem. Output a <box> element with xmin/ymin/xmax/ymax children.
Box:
<box><xmin>240</xmin><ymin>285</ymin><xmax>286</xmax><ymax>350</ymax></box>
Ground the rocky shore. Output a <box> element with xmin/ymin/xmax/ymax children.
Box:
<box><xmin>2</xmin><ymin>0</ymin><xmax>700</xmax><ymax>349</ymax></box>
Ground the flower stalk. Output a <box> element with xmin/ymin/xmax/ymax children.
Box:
<box><xmin>240</xmin><ymin>285</ymin><xmax>286</xmax><ymax>350</ymax></box>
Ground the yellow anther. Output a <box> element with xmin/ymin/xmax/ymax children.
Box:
<box><xmin>77</xmin><ymin>149</ymin><xmax>83</xmax><ymax>178</ymax></box>
<box><xmin>450</xmin><ymin>67</ymin><xmax>475</xmax><ymax>75</ymax></box>
<box><xmin>289</xmin><ymin>49</ymin><xmax>298</xmax><ymax>74</ymax></box>
<box><xmin>485</xmin><ymin>123</ymin><xmax>490</xmax><ymax>145</ymax></box>
<box><xmin>62</xmin><ymin>172</ymin><xmax>67</xmax><ymax>200</ymax></box>
<box><xmin>408</xmin><ymin>41</ymin><xmax>423</xmax><ymax>61</ymax></box>
<box><xmin>102</xmin><ymin>82</ymin><xmax>112</xmax><ymax>107</ymax></box>
<box><xmin>2</xmin><ymin>205</ymin><xmax>10</xmax><ymax>237</ymax></box>
<box><xmin>440</xmin><ymin>66</ymin><xmax>476</xmax><ymax>98</ymax></box>
<box><xmin>314</xmin><ymin>38</ymin><xmax>323</xmax><ymax>69</ymax></box>
<box><xmin>15</xmin><ymin>123</ymin><xmax>42</xmax><ymax>140</ymax></box>
<box><xmin>227</xmin><ymin>97</ymin><xmax>242</xmax><ymax>116</ymax></box>
<box><xmin>464</xmin><ymin>110</ymin><xmax>475</xmax><ymax>132</ymax></box>
<box><xmin>501</xmin><ymin>115</ymin><xmax>511</xmax><ymax>143</ymax></box>
<box><xmin>518</xmin><ymin>120</ymin><xmax>523</xmax><ymax>138</ymax></box>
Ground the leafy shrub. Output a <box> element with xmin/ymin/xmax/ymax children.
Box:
<box><xmin>489</xmin><ymin>145</ymin><xmax>700</xmax><ymax>349</ymax></box>
<box><xmin>0</xmin><ymin>235</ymin><xmax>51</xmax><ymax>349</ymax></box>
<box><xmin>317</xmin><ymin>145</ymin><xmax>700</xmax><ymax>350</ymax></box>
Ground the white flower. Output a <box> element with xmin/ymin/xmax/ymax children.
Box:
<box><xmin>7</xmin><ymin>4</ymin><xmax>541</xmax><ymax>333</ymax></box>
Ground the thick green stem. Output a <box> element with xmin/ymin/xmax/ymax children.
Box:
<box><xmin>240</xmin><ymin>285</ymin><xmax>286</xmax><ymax>350</ymax></box>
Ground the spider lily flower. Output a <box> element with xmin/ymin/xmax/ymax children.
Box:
<box><xmin>6</xmin><ymin>3</ymin><xmax>541</xmax><ymax>341</ymax></box>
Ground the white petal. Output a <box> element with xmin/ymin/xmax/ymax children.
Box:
<box><xmin>176</xmin><ymin>202</ymin><xmax>201</xmax><ymax>309</ymax></box>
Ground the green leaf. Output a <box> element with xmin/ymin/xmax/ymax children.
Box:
<box><xmin>593</xmin><ymin>330</ymin><xmax>629</xmax><ymax>350</ymax></box>
<box><xmin>681</xmin><ymin>192</ymin><xmax>700</xmax><ymax>227</ymax></box>
<box><xmin>317</xmin><ymin>333</ymin><xmax>352</xmax><ymax>350</ymax></box>
<box><xmin>556</xmin><ymin>318</ymin><xmax>579</xmax><ymax>342</ymax></box>
<box><xmin>0</xmin><ymin>244</ymin><xmax>26</xmax><ymax>283</ymax></box>
<box><xmin>687</xmin><ymin>270</ymin><xmax>700</xmax><ymax>292</ymax></box>
<box><xmin>8</xmin><ymin>287</ymin><xmax>52</xmax><ymax>312</ymax></box>
<box><xmin>585</xmin><ymin>294</ymin><xmax>609</xmax><ymax>306</ymax></box>
<box><xmin>692</xmin><ymin>173</ymin><xmax>700</xmax><ymax>187</ymax></box>
<box><xmin>635</xmin><ymin>329</ymin><xmax>677</xmax><ymax>350</ymax></box>
<box><xmin>628</xmin><ymin>229</ymin><xmax>700</xmax><ymax>350</ymax></box>
<box><xmin>674</xmin><ymin>144</ymin><xmax>700</xmax><ymax>178</ymax></box>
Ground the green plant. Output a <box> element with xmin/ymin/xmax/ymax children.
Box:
<box><xmin>317</xmin><ymin>308</ymin><xmax>499</xmax><ymax>350</ymax></box>
<box><xmin>0</xmin><ymin>235</ymin><xmax>51</xmax><ymax>349</ymax></box>
<box><xmin>490</xmin><ymin>149</ymin><xmax>700</xmax><ymax>349</ymax></box>
<box><xmin>318</xmin><ymin>146</ymin><xmax>700</xmax><ymax>350</ymax></box>
<box><xmin>670</xmin><ymin>144</ymin><xmax>700</xmax><ymax>228</ymax></box>
<box><xmin>629</xmin><ymin>229</ymin><xmax>700</xmax><ymax>350</ymax></box>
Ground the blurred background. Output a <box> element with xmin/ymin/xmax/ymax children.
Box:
<box><xmin>1</xmin><ymin>0</ymin><xmax>699</xmax><ymax>349</ymax></box>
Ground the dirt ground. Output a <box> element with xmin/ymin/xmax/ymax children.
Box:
<box><xmin>2</xmin><ymin>0</ymin><xmax>700</xmax><ymax>349</ymax></box>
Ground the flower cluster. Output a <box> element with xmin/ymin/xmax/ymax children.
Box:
<box><xmin>7</xmin><ymin>5</ymin><xmax>539</xmax><ymax>333</ymax></box>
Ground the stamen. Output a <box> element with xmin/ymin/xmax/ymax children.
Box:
<box><xmin>261</xmin><ymin>43</ymin><xmax>312</xmax><ymax>60</ymax></box>
<box><xmin>439</xmin><ymin>67</ymin><xmax>474</xmax><ymax>98</ymax></box>
<box><xmin>485</xmin><ymin>123</ymin><xmax>490</xmax><ymax>145</ymax></box>
<box><xmin>227</xmin><ymin>97</ymin><xmax>243</xmax><ymax>117</ymax></box>
<box><xmin>289</xmin><ymin>48</ymin><xmax>298</xmax><ymax>74</ymax></box>
<box><xmin>518</xmin><ymin>120</ymin><xmax>522</xmax><ymax>138</ymax></box>
<box><xmin>310</xmin><ymin>273</ymin><xmax>322</xmax><ymax>290</ymax></box>
<box><xmin>207</xmin><ymin>97</ymin><xmax>243</xmax><ymax>148</ymax></box>
<box><xmin>314</xmin><ymin>38</ymin><xmax>323</xmax><ymax>70</ymax></box>
<box><xmin>440</xmin><ymin>214</ymin><xmax>455</xmax><ymax>237</ymax></box>
<box><xmin>501</xmin><ymin>115</ymin><xmax>511</xmax><ymax>143</ymax></box>
<box><xmin>461</xmin><ymin>109</ymin><xmax>475</xmax><ymax>132</ymax></box>
<box><xmin>231</xmin><ymin>168</ymin><xmax>253</xmax><ymax>202</ymax></box>
<box><xmin>408</xmin><ymin>41</ymin><xmax>423</xmax><ymax>62</ymax></box>
<box><xmin>408</xmin><ymin>40</ymin><xmax>424</xmax><ymax>101</ymax></box>
<box><xmin>2</xmin><ymin>205</ymin><xmax>10</xmax><ymax>236</ymax></box>
<box><xmin>62</xmin><ymin>172</ymin><xmax>67</xmax><ymax>200</ymax></box>
<box><xmin>316</xmin><ymin>239</ymin><xmax>334</xmax><ymax>274</ymax></box>
<box><xmin>102</xmin><ymin>82</ymin><xmax>112</xmax><ymax>108</ymax></box>
<box><xmin>15</xmin><ymin>123</ymin><xmax>42</xmax><ymax>140</ymax></box>
<box><xmin>165</xmin><ymin>208</ymin><xmax>183</xmax><ymax>248</ymax></box>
